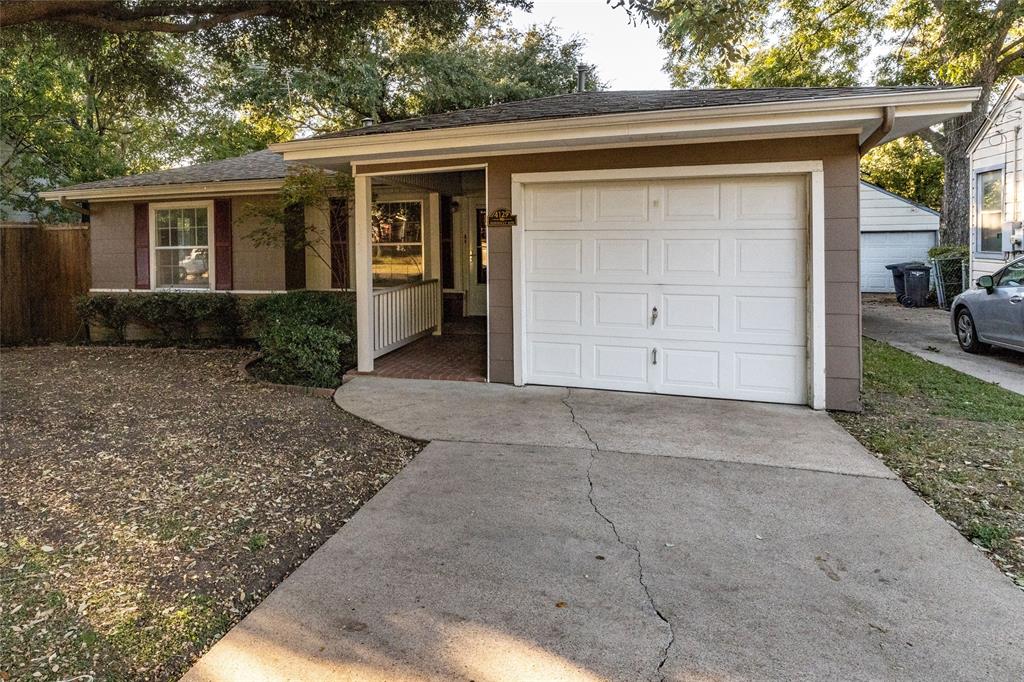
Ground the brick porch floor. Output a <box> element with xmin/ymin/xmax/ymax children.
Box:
<box><xmin>351</xmin><ymin>316</ymin><xmax>487</xmax><ymax>382</ymax></box>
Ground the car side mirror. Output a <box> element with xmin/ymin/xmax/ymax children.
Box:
<box><xmin>977</xmin><ymin>275</ymin><xmax>995</xmax><ymax>292</ymax></box>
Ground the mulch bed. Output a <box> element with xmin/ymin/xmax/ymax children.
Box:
<box><xmin>0</xmin><ymin>346</ymin><xmax>421</xmax><ymax>681</ymax></box>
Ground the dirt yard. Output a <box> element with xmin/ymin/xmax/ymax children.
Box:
<box><xmin>0</xmin><ymin>346</ymin><xmax>421</xmax><ymax>681</ymax></box>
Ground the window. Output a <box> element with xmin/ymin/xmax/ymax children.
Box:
<box><xmin>372</xmin><ymin>201</ymin><xmax>423</xmax><ymax>287</ymax></box>
<box><xmin>996</xmin><ymin>259</ymin><xmax>1024</xmax><ymax>287</ymax></box>
<box><xmin>154</xmin><ymin>205</ymin><xmax>211</xmax><ymax>289</ymax></box>
<box><xmin>977</xmin><ymin>169</ymin><xmax>1003</xmax><ymax>252</ymax></box>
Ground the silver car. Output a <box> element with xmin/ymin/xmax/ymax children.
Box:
<box><xmin>951</xmin><ymin>256</ymin><xmax>1024</xmax><ymax>353</ymax></box>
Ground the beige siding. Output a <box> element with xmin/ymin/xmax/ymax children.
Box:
<box><xmin>89</xmin><ymin>201</ymin><xmax>136</xmax><ymax>289</ymax></box>
<box><xmin>230</xmin><ymin>195</ymin><xmax>286</xmax><ymax>291</ymax></box>
<box><xmin>360</xmin><ymin>135</ymin><xmax>864</xmax><ymax>410</ymax></box>
<box><xmin>89</xmin><ymin>195</ymin><xmax>286</xmax><ymax>292</ymax></box>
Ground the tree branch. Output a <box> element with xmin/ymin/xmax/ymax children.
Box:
<box><xmin>1</xmin><ymin>0</ymin><xmax>281</xmax><ymax>32</ymax></box>
<box><xmin>917</xmin><ymin>127</ymin><xmax>947</xmax><ymax>155</ymax></box>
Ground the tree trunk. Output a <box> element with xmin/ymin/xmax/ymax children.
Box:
<box><xmin>939</xmin><ymin>87</ymin><xmax>992</xmax><ymax>247</ymax></box>
<box><xmin>940</xmin><ymin>121</ymin><xmax>972</xmax><ymax>246</ymax></box>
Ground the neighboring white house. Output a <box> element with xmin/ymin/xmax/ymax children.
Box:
<box><xmin>859</xmin><ymin>181</ymin><xmax>939</xmax><ymax>292</ymax></box>
<box><xmin>967</xmin><ymin>77</ymin><xmax>1024</xmax><ymax>281</ymax></box>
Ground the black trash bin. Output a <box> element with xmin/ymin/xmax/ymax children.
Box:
<box><xmin>885</xmin><ymin>262</ymin><xmax>914</xmax><ymax>303</ymax></box>
<box><xmin>902</xmin><ymin>263</ymin><xmax>932</xmax><ymax>307</ymax></box>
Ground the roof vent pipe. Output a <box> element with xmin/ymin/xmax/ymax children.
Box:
<box><xmin>360</xmin><ymin>117</ymin><xmax>374</xmax><ymax>128</ymax></box>
<box><xmin>576</xmin><ymin>64</ymin><xmax>588</xmax><ymax>93</ymax></box>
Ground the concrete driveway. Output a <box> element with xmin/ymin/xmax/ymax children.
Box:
<box><xmin>185</xmin><ymin>378</ymin><xmax>1024</xmax><ymax>682</ymax></box>
<box><xmin>863</xmin><ymin>298</ymin><xmax>1024</xmax><ymax>395</ymax></box>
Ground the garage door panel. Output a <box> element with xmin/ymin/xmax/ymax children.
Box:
<box><xmin>528</xmin><ymin>237</ymin><xmax>583</xmax><ymax>276</ymax></box>
<box><xmin>662</xmin><ymin>293</ymin><xmax>719</xmax><ymax>333</ymax></box>
<box><xmin>595</xmin><ymin>238</ymin><xmax>649</xmax><ymax>275</ymax></box>
<box><xmin>594</xmin><ymin>291</ymin><xmax>649</xmax><ymax>329</ymax></box>
<box><xmin>523</xmin><ymin>175</ymin><xmax>807</xmax><ymax>405</ymax></box>
<box><xmin>529</xmin><ymin>289</ymin><xmax>581</xmax><ymax>328</ymax></box>
<box><xmin>660</xmin><ymin>348</ymin><xmax>720</xmax><ymax>390</ymax></box>
<box><xmin>594</xmin><ymin>184</ymin><xmax>649</xmax><ymax>222</ymax></box>
<box><xmin>594</xmin><ymin>344</ymin><xmax>650</xmax><ymax>384</ymax></box>
<box><xmin>663</xmin><ymin>181</ymin><xmax>722</xmax><ymax>221</ymax></box>
<box><xmin>529</xmin><ymin>341</ymin><xmax>582</xmax><ymax>380</ymax></box>
<box><xmin>663</xmin><ymin>238</ymin><xmax>720</xmax><ymax>277</ymax></box>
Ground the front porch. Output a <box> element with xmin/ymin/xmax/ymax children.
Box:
<box><xmin>352</xmin><ymin>315</ymin><xmax>486</xmax><ymax>382</ymax></box>
<box><xmin>350</xmin><ymin>167</ymin><xmax>489</xmax><ymax>380</ymax></box>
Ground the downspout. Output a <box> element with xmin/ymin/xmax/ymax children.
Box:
<box><xmin>859</xmin><ymin>106</ymin><xmax>896</xmax><ymax>155</ymax></box>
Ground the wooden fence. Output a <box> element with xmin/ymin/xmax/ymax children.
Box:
<box><xmin>1</xmin><ymin>222</ymin><xmax>90</xmax><ymax>344</ymax></box>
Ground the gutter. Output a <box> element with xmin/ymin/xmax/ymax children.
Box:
<box><xmin>39</xmin><ymin>177</ymin><xmax>285</xmax><ymax>203</ymax></box>
<box><xmin>859</xmin><ymin>106</ymin><xmax>895</xmax><ymax>154</ymax></box>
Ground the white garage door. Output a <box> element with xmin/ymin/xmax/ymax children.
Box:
<box><xmin>522</xmin><ymin>175</ymin><xmax>808</xmax><ymax>404</ymax></box>
<box><xmin>860</xmin><ymin>231</ymin><xmax>937</xmax><ymax>293</ymax></box>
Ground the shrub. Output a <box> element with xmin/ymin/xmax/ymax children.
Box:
<box><xmin>928</xmin><ymin>244</ymin><xmax>969</xmax><ymax>260</ymax></box>
<box><xmin>245</xmin><ymin>291</ymin><xmax>356</xmax><ymax>387</ymax></box>
<box><xmin>255</xmin><ymin>322</ymin><xmax>350</xmax><ymax>387</ymax></box>
<box><xmin>75</xmin><ymin>292</ymin><xmax>240</xmax><ymax>345</ymax></box>
<box><xmin>75</xmin><ymin>294</ymin><xmax>131</xmax><ymax>343</ymax></box>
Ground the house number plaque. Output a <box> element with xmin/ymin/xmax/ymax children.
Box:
<box><xmin>487</xmin><ymin>208</ymin><xmax>517</xmax><ymax>227</ymax></box>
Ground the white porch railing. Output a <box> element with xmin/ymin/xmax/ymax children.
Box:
<box><xmin>372</xmin><ymin>279</ymin><xmax>440</xmax><ymax>357</ymax></box>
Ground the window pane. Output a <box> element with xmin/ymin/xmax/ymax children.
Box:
<box><xmin>155</xmin><ymin>207</ymin><xmax>210</xmax><ymax>250</ymax></box>
<box><xmin>980</xmin><ymin>171</ymin><xmax>1002</xmax><ymax>211</ymax></box>
<box><xmin>373</xmin><ymin>244</ymin><xmax>423</xmax><ymax>287</ymax></box>
<box><xmin>155</xmin><ymin>247</ymin><xmax>209</xmax><ymax>288</ymax></box>
<box><xmin>372</xmin><ymin>202</ymin><xmax>422</xmax><ymax>244</ymax></box>
<box><xmin>980</xmin><ymin>212</ymin><xmax>1003</xmax><ymax>252</ymax></box>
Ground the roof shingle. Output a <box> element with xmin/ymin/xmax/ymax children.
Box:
<box><xmin>56</xmin><ymin>150</ymin><xmax>285</xmax><ymax>192</ymax></box>
<box><xmin>311</xmin><ymin>87</ymin><xmax>953</xmax><ymax>140</ymax></box>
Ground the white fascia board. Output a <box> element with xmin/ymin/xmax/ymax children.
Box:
<box><xmin>966</xmin><ymin>78</ymin><xmax>1022</xmax><ymax>155</ymax></box>
<box><xmin>272</xmin><ymin>88</ymin><xmax>981</xmax><ymax>163</ymax></box>
<box><xmin>39</xmin><ymin>178</ymin><xmax>284</xmax><ymax>202</ymax></box>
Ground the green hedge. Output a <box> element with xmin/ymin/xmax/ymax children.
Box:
<box><xmin>75</xmin><ymin>291</ymin><xmax>356</xmax><ymax>387</ymax></box>
<box><xmin>245</xmin><ymin>291</ymin><xmax>355</xmax><ymax>387</ymax></box>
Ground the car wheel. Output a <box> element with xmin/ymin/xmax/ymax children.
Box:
<box><xmin>955</xmin><ymin>308</ymin><xmax>989</xmax><ymax>353</ymax></box>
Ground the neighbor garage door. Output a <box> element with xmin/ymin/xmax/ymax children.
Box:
<box><xmin>860</xmin><ymin>231</ymin><xmax>937</xmax><ymax>293</ymax></box>
<box><xmin>522</xmin><ymin>175</ymin><xmax>808</xmax><ymax>404</ymax></box>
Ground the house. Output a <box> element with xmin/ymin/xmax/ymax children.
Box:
<box><xmin>859</xmin><ymin>181</ymin><xmax>939</xmax><ymax>293</ymax></box>
<box><xmin>967</xmin><ymin>77</ymin><xmax>1024</xmax><ymax>280</ymax></box>
<box><xmin>41</xmin><ymin>87</ymin><xmax>979</xmax><ymax>411</ymax></box>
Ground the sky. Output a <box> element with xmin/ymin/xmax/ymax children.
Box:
<box><xmin>508</xmin><ymin>0</ymin><xmax>672</xmax><ymax>90</ymax></box>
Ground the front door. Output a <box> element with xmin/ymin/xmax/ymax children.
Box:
<box><xmin>465</xmin><ymin>205</ymin><xmax>488</xmax><ymax>316</ymax></box>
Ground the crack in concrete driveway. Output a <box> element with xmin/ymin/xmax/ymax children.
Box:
<box><xmin>565</xmin><ymin>388</ymin><xmax>675</xmax><ymax>680</ymax></box>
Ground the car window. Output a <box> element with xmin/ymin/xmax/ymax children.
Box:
<box><xmin>996</xmin><ymin>260</ymin><xmax>1024</xmax><ymax>287</ymax></box>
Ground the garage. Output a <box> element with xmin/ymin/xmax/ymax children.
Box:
<box><xmin>859</xmin><ymin>181</ymin><xmax>939</xmax><ymax>293</ymax></box>
<box><xmin>520</xmin><ymin>173</ymin><xmax>809</xmax><ymax>404</ymax></box>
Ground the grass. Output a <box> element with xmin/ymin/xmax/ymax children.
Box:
<box><xmin>832</xmin><ymin>338</ymin><xmax>1024</xmax><ymax>588</ymax></box>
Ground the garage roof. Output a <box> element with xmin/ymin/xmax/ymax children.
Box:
<box><xmin>313</xmin><ymin>87</ymin><xmax>953</xmax><ymax>140</ymax></box>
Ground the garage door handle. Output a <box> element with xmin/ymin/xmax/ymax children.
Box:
<box><xmin>651</xmin><ymin>306</ymin><xmax>659</xmax><ymax>325</ymax></box>
<box><xmin>1011</xmin><ymin>295</ymin><xmax>1023</xmax><ymax>304</ymax></box>
<box><xmin>652</xmin><ymin>347</ymin><xmax>658</xmax><ymax>365</ymax></box>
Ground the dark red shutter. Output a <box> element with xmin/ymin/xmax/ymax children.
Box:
<box><xmin>134</xmin><ymin>203</ymin><xmax>150</xmax><ymax>289</ymax></box>
<box><xmin>329</xmin><ymin>198</ymin><xmax>349</xmax><ymax>289</ymax></box>
<box><xmin>214</xmin><ymin>199</ymin><xmax>233</xmax><ymax>290</ymax></box>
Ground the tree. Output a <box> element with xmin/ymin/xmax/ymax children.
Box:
<box><xmin>196</xmin><ymin>13</ymin><xmax>601</xmax><ymax>139</ymax></box>
<box><xmin>861</xmin><ymin>137</ymin><xmax>944</xmax><ymax>212</ymax></box>
<box><xmin>616</xmin><ymin>0</ymin><xmax>1024</xmax><ymax>246</ymax></box>
<box><xmin>0</xmin><ymin>29</ymin><xmax>193</xmax><ymax>218</ymax></box>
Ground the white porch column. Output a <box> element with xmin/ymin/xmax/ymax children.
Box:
<box><xmin>427</xmin><ymin>192</ymin><xmax>443</xmax><ymax>335</ymax></box>
<box><xmin>354</xmin><ymin>175</ymin><xmax>374</xmax><ymax>372</ymax></box>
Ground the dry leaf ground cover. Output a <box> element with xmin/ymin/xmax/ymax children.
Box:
<box><xmin>832</xmin><ymin>338</ymin><xmax>1024</xmax><ymax>589</ymax></box>
<box><xmin>0</xmin><ymin>346</ymin><xmax>421</xmax><ymax>681</ymax></box>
